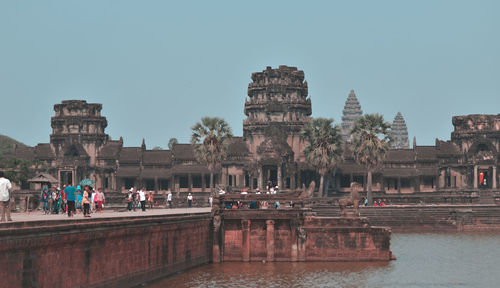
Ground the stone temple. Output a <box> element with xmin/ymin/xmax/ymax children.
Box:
<box><xmin>391</xmin><ymin>112</ymin><xmax>410</xmax><ymax>149</ymax></box>
<box><xmin>6</xmin><ymin>65</ymin><xmax>500</xmax><ymax>205</ymax></box>
<box><xmin>341</xmin><ymin>90</ymin><xmax>362</xmax><ymax>141</ymax></box>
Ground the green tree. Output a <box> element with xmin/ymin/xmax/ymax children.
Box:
<box><xmin>300</xmin><ymin>118</ymin><xmax>344</xmax><ymax>197</ymax></box>
<box><xmin>168</xmin><ymin>138</ymin><xmax>178</xmax><ymax>150</ymax></box>
<box><xmin>191</xmin><ymin>117</ymin><xmax>233</xmax><ymax>191</ymax></box>
<box><xmin>350</xmin><ymin>114</ymin><xmax>392</xmax><ymax>204</ymax></box>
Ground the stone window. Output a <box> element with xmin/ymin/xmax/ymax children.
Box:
<box><xmin>245</xmin><ymin>174</ymin><xmax>250</xmax><ymax>187</ymax></box>
<box><xmin>423</xmin><ymin>176</ymin><xmax>434</xmax><ymax>188</ymax></box>
<box><xmin>124</xmin><ymin>178</ymin><xmax>135</xmax><ymax>190</ymax></box>
<box><xmin>401</xmin><ymin>178</ymin><xmax>411</xmax><ymax>188</ymax></box>
<box><xmin>205</xmin><ymin>175</ymin><xmax>211</xmax><ymax>188</ymax></box>
<box><xmin>340</xmin><ymin>175</ymin><xmax>350</xmax><ymax>188</ymax></box>
<box><xmin>159</xmin><ymin>179</ymin><xmax>170</xmax><ymax>190</ymax></box>
<box><xmin>192</xmin><ymin>175</ymin><xmax>202</xmax><ymax>188</ymax></box>
<box><xmin>145</xmin><ymin>180</ymin><xmax>155</xmax><ymax>191</ymax></box>
<box><xmin>179</xmin><ymin>176</ymin><xmax>188</xmax><ymax>188</ymax></box>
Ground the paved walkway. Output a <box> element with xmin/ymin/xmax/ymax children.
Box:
<box><xmin>5</xmin><ymin>207</ymin><xmax>212</xmax><ymax>223</ymax></box>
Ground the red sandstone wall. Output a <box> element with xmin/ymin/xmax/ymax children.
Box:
<box><xmin>221</xmin><ymin>214</ymin><xmax>393</xmax><ymax>262</ymax></box>
<box><xmin>0</xmin><ymin>214</ymin><xmax>212</xmax><ymax>288</ymax></box>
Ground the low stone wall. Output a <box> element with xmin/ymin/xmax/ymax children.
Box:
<box><xmin>219</xmin><ymin>210</ymin><xmax>393</xmax><ymax>262</ymax></box>
<box><xmin>0</xmin><ymin>213</ymin><xmax>212</xmax><ymax>288</ymax></box>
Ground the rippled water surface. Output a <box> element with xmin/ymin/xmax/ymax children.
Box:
<box><xmin>147</xmin><ymin>233</ymin><xmax>500</xmax><ymax>288</ymax></box>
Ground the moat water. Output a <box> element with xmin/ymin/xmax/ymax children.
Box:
<box><xmin>147</xmin><ymin>233</ymin><xmax>500</xmax><ymax>288</ymax></box>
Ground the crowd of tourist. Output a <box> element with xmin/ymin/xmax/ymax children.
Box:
<box><xmin>38</xmin><ymin>180</ymin><xmax>107</xmax><ymax>218</ymax></box>
<box><xmin>126</xmin><ymin>187</ymin><xmax>156</xmax><ymax>211</ymax></box>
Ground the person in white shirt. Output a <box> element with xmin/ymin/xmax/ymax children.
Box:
<box><xmin>187</xmin><ymin>193</ymin><xmax>193</xmax><ymax>208</ymax></box>
<box><xmin>167</xmin><ymin>191</ymin><xmax>173</xmax><ymax>209</ymax></box>
<box><xmin>0</xmin><ymin>171</ymin><xmax>13</xmax><ymax>222</ymax></box>
<box><xmin>138</xmin><ymin>188</ymin><xmax>146</xmax><ymax>211</ymax></box>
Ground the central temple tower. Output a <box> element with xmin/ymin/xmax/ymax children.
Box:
<box><xmin>243</xmin><ymin>66</ymin><xmax>312</xmax><ymax>189</ymax></box>
<box><xmin>243</xmin><ymin>66</ymin><xmax>311</xmax><ymax>157</ymax></box>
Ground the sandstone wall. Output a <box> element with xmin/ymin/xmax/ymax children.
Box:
<box><xmin>0</xmin><ymin>214</ymin><xmax>212</xmax><ymax>288</ymax></box>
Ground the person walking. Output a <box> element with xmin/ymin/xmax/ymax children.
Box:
<box><xmin>0</xmin><ymin>171</ymin><xmax>13</xmax><ymax>222</ymax></box>
<box><xmin>148</xmin><ymin>192</ymin><xmax>154</xmax><ymax>209</ymax></box>
<box><xmin>187</xmin><ymin>193</ymin><xmax>193</xmax><ymax>208</ymax></box>
<box><xmin>64</xmin><ymin>181</ymin><xmax>76</xmax><ymax>217</ymax></box>
<box><xmin>127</xmin><ymin>188</ymin><xmax>134</xmax><ymax>211</ymax></box>
<box><xmin>138</xmin><ymin>188</ymin><xmax>146</xmax><ymax>211</ymax></box>
<box><xmin>82</xmin><ymin>186</ymin><xmax>91</xmax><ymax>217</ymax></box>
<box><xmin>167</xmin><ymin>191</ymin><xmax>172</xmax><ymax>209</ymax></box>
<box><xmin>41</xmin><ymin>186</ymin><xmax>50</xmax><ymax>214</ymax></box>
<box><xmin>95</xmin><ymin>188</ymin><xmax>105</xmax><ymax>213</ymax></box>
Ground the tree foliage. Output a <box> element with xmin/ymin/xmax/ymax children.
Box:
<box><xmin>191</xmin><ymin>117</ymin><xmax>233</xmax><ymax>173</ymax></box>
<box><xmin>300</xmin><ymin>118</ymin><xmax>344</xmax><ymax>195</ymax></box>
<box><xmin>350</xmin><ymin>113</ymin><xmax>392</xmax><ymax>203</ymax></box>
<box><xmin>168</xmin><ymin>138</ymin><xmax>178</xmax><ymax>150</ymax></box>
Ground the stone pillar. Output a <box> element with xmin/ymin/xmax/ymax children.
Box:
<box><xmin>266</xmin><ymin>220</ymin><xmax>275</xmax><ymax>262</ymax></box>
<box><xmin>20</xmin><ymin>196</ymin><xmax>27</xmax><ymax>213</ymax></box>
<box><xmin>493</xmin><ymin>166</ymin><xmax>497</xmax><ymax>189</ymax></box>
<box><xmin>242</xmin><ymin>220</ymin><xmax>251</xmax><ymax>262</ymax></box>
<box><xmin>201</xmin><ymin>174</ymin><xmax>206</xmax><ymax>192</ymax></box>
<box><xmin>291</xmin><ymin>173</ymin><xmax>296</xmax><ymax>189</ymax></box>
<box><xmin>154</xmin><ymin>176</ymin><xmax>159</xmax><ymax>193</ymax></box>
<box><xmin>258</xmin><ymin>166</ymin><xmax>263</xmax><ymax>191</ymax></box>
<box><xmin>188</xmin><ymin>174</ymin><xmax>192</xmax><ymax>192</ymax></box>
<box><xmin>277</xmin><ymin>164</ymin><xmax>282</xmax><ymax>189</ymax></box>
<box><xmin>474</xmin><ymin>165</ymin><xmax>478</xmax><ymax>189</ymax></box>
<box><xmin>397</xmin><ymin>177</ymin><xmax>401</xmax><ymax>193</ymax></box>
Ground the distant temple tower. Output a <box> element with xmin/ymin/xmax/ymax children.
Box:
<box><xmin>391</xmin><ymin>112</ymin><xmax>410</xmax><ymax>149</ymax></box>
<box><xmin>50</xmin><ymin>100</ymin><xmax>109</xmax><ymax>165</ymax></box>
<box><xmin>341</xmin><ymin>90</ymin><xmax>363</xmax><ymax>141</ymax></box>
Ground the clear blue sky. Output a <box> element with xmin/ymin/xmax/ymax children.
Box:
<box><xmin>1</xmin><ymin>0</ymin><xmax>499</xmax><ymax>148</ymax></box>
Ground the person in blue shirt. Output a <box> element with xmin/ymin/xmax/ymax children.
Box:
<box><xmin>64</xmin><ymin>180</ymin><xmax>76</xmax><ymax>217</ymax></box>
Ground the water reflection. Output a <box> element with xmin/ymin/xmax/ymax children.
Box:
<box><xmin>147</xmin><ymin>233</ymin><xmax>500</xmax><ymax>288</ymax></box>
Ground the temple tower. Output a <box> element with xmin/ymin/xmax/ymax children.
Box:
<box><xmin>341</xmin><ymin>90</ymin><xmax>363</xmax><ymax>141</ymax></box>
<box><xmin>243</xmin><ymin>66</ymin><xmax>311</xmax><ymax>158</ymax></box>
<box><xmin>391</xmin><ymin>112</ymin><xmax>410</xmax><ymax>149</ymax></box>
<box><xmin>50</xmin><ymin>100</ymin><xmax>109</xmax><ymax>165</ymax></box>
<box><xmin>243</xmin><ymin>66</ymin><xmax>311</xmax><ymax>189</ymax></box>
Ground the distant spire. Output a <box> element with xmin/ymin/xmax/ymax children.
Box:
<box><xmin>341</xmin><ymin>90</ymin><xmax>363</xmax><ymax>141</ymax></box>
<box><xmin>391</xmin><ymin>112</ymin><xmax>410</xmax><ymax>149</ymax></box>
<box><xmin>413</xmin><ymin>136</ymin><xmax>417</xmax><ymax>149</ymax></box>
<box><xmin>141</xmin><ymin>138</ymin><xmax>146</xmax><ymax>150</ymax></box>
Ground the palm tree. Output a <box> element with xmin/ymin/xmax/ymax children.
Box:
<box><xmin>300</xmin><ymin>118</ymin><xmax>344</xmax><ymax>197</ymax></box>
<box><xmin>168</xmin><ymin>138</ymin><xmax>178</xmax><ymax>150</ymax></box>
<box><xmin>350</xmin><ymin>114</ymin><xmax>392</xmax><ymax>205</ymax></box>
<box><xmin>191</xmin><ymin>117</ymin><xmax>233</xmax><ymax>191</ymax></box>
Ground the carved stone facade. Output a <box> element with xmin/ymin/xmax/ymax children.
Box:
<box><xmin>6</xmin><ymin>67</ymin><xmax>500</xmax><ymax>202</ymax></box>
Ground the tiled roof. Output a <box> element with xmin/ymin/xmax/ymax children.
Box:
<box><xmin>143</xmin><ymin>150</ymin><xmax>172</xmax><ymax>165</ymax></box>
<box><xmin>34</xmin><ymin>144</ymin><xmax>55</xmax><ymax>159</ymax></box>
<box><xmin>119</xmin><ymin>147</ymin><xmax>141</xmax><ymax>163</ymax></box>
<box><xmin>141</xmin><ymin>168</ymin><xmax>171</xmax><ymax>179</ymax></box>
<box><xmin>172</xmin><ymin>144</ymin><xmax>195</xmax><ymax>161</ymax></box>
<box><xmin>383</xmin><ymin>168</ymin><xmax>418</xmax><ymax>177</ymax></box>
<box><xmin>116</xmin><ymin>166</ymin><xmax>140</xmax><ymax>177</ymax></box>
<box><xmin>98</xmin><ymin>141</ymin><xmax>122</xmax><ymax>159</ymax></box>
<box><xmin>436</xmin><ymin>141</ymin><xmax>462</xmax><ymax>156</ymax></box>
<box><xmin>384</xmin><ymin>149</ymin><xmax>415</xmax><ymax>162</ymax></box>
<box><xmin>10</xmin><ymin>146</ymin><xmax>36</xmax><ymax>160</ymax></box>
<box><xmin>170</xmin><ymin>165</ymin><xmax>210</xmax><ymax>174</ymax></box>
<box><xmin>227</xmin><ymin>137</ymin><xmax>250</xmax><ymax>156</ymax></box>
<box><xmin>415</xmin><ymin>146</ymin><xmax>437</xmax><ymax>161</ymax></box>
